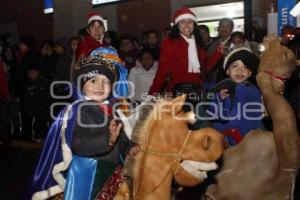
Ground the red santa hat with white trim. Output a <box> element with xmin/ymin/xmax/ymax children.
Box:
<box><xmin>173</xmin><ymin>7</ymin><xmax>197</xmax><ymax>24</ymax></box>
<box><xmin>87</xmin><ymin>12</ymin><xmax>104</xmax><ymax>25</ymax></box>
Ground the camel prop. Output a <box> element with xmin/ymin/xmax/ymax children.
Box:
<box><xmin>203</xmin><ymin>35</ymin><xmax>300</xmax><ymax>199</ymax></box>
<box><xmin>115</xmin><ymin>95</ymin><xmax>224</xmax><ymax>200</ymax></box>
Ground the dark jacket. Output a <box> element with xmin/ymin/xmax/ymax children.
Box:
<box><xmin>71</xmin><ymin>101</ymin><xmax>131</xmax><ymax>163</ymax></box>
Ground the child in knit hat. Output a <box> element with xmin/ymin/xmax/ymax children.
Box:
<box><xmin>25</xmin><ymin>47</ymin><xmax>131</xmax><ymax>200</ymax></box>
<box><xmin>208</xmin><ymin>47</ymin><xmax>265</xmax><ymax>147</ymax></box>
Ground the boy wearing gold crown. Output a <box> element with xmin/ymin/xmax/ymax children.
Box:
<box><xmin>24</xmin><ymin>47</ymin><xmax>131</xmax><ymax>200</ymax></box>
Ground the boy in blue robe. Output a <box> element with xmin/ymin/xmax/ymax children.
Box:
<box><xmin>208</xmin><ymin>47</ymin><xmax>265</xmax><ymax>146</ymax></box>
<box><xmin>23</xmin><ymin>47</ymin><xmax>131</xmax><ymax>200</ymax></box>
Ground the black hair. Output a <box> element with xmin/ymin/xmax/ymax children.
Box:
<box><xmin>230</xmin><ymin>31</ymin><xmax>246</xmax><ymax>42</ymax></box>
<box><xmin>142</xmin><ymin>31</ymin><xmax>149</xmax><ymax>36</ymax></box>
<box><xmin>20</xmin><ymin>35</ymin><xmax>36</xmax><ymax>50</ymax></box>
<box><xmin>131</xmin><ymin>37</ymin><xmax>140</xmax><ymax>44</ymax></box>
<box><xmin>87</xmin><ymin>20</ymin><xmax>104</xmax><ymax>29</ymax></box>
<box><xmin>169</xmin><ymin>22</ymin><xmax>204</xmax><ymax>48</ymax></box>
<box><xmin>43</xmin><ymin>40</ymin><xmax>55</xmax><ymax>49</ymax></box>
<box><xmin>1</xmin><ymin>45</ymin><xmax>16</xmax><ymax>61</ymax></box>
<box><xmin>104</xmin><ymin>30</ymin><xmax>120</xmax><ymax>50</ymax></box>
<box><xmin>281</xmin><ymin>24</ymin><xmax>294</xmax><ymax>36</ymax></box>
<box><xmin>120</xmin><ymin>34</ymin><xmax>134</xmax><ymax>43</ymax></box>
<box><xmin>69</xmin><ymin>36</ymin><xmax>79</xmax><ymax>43</ymax></box>
<box><xmin>199</xmin><ymin>24</ymin><xmax>209</xmax><ymax>33</ymax></box>
<box><xmin>78</xmin><ymin>27</ymin><xmax>88</xmax><ymax>38</ymax></box>
<box><xmin>147</xmin><ymin>30</ymin><xmax>159</xmax><ymax>38</ymax></box>
<box><xmin>219</xmin><ymin>18</ymin><xmax>234</xmax><ymax>31</ymax></box>
<box><xmin>138</xmin><ymin>48</ymin><xmax>154</xmax><ymax>60</ymax></box>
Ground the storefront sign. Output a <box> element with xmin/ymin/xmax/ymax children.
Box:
<box><xmin>278</xmin><ymin>0</ymin><xmax>296</xmax><ymax>35</ymax></box>
<box><xmin>44</xmin><ymin>0</ymin><xmax>53</xmax><ymax>14</ymax></box>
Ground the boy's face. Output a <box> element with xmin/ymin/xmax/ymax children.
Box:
<box><xmin>199</xmin><ymin>29</ymin><xmax>210</xmax><ymax>43</ymax></box>
<box><xmin>54</xmin><ymin>45</ymin><xmax>64</xmax><ymax>55</ymax></box>
<box><xmin>87</xmin><ymin>21</ymin><xmax>105</xmax><ymax>41</ymax></box>
<box><xmin>140</xmin><ymin>52</ymin><xmax>154</xmax><ymax>70</ymax></box>
<box><xmin>147</xmin><ymin>33</ymin><xmax>158</xmax><ymax>47</ymax></box>
<box><xmin>218</xmin><ymin>20</ymin><xmax>233</xmax><ymax>40</ymax></box>
<box><xmin>121</xmin><ymin>39</ymin><xmax>133</xmax><ymax>52</ymax></box>
<box><xmin>178</xmin><ymin>19</ymin><xmax>194</xmax><ymax>38</ymax></box>
<box><xmin>226</xmin><ymin>60</ymin><xmax>252</xmax><ymax>83</ymax></box>
<box><xmin>232</xmin><ymin>36</ymin><xmax>245</xmax><ymax>45</ymax></box>
<box><xmin>27</xmin><ymin>69</ymin><xmax>39</xmax><ymax>80</ymax></box>
<box><xmin>83</xmin><ymin>75</ymin><xmax>111</xmax><ymax>102</ymax></box>
<box><xmin>70</xmin><ymin>39</ymin><xmax>79</xmax><ymax>52</ymax></box>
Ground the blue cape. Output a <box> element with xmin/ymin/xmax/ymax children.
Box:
<box><xmin>22</xmin><ymin>100</ymin><xmax>82</xmax><ymax>200</ymax></box>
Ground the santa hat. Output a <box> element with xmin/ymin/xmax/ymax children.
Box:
<box><xmin>173</xmin><ymin>7</ymin><xmax>197</xmax><ymax>24</ymax></box>
<box><xmin>87</xmin><ymin>12</ymin><xmax>104</xmax><ymax>25</ymax></box>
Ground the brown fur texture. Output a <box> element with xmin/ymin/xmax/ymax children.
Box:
<box><xmin>116</xmin><ymin>95</ymin><xmax>224</xmax><ymax>200</ymax></box>
<box><xmin>204</xmin><ymin>35</ymin><xmax>300</xmax><ymax>200</ymax></box>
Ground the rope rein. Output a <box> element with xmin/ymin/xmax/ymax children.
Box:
<box><xmin>132</xmin><ymin>130</ymin><xmax>192</xmax><ymax>199</ymax></box>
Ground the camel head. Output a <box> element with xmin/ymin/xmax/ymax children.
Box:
<box><xmin>257</xmin><ymin>35</ymin><xmax>300</xmax><ymax>93</ymax></box>
<box><xmin>117</xmin><ymin>95</ymin><xmax>224</xmax><ymax>188</ymax></box>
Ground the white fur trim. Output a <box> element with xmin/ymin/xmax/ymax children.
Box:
<box><xmin>222</xmin><ymin>47</ymin><xmax>253</xmax><ymax>70</ymax></box>
<box><xmin>88</xmin><ymin>15</ymin><xmax>104</xmax><ymax>25</ymax></box>
<box><xmin>31</xmin><ymin>101</ymin><xmax>81</xmax><ymax>200</ymax></box>
<box><xmin>32</xmin><ymin>185</ymin><xmax>63</xmax><ymax>200</ymax></box>
<box><xmin>175</xmin><ymin>13</ymin><xmax>196</xmax><ymax>24</ymax></box>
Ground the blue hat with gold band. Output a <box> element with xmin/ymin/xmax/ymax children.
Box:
<box><xmin>77</xmin><ymin>47</ymin><xmax>129</xmax><ymax>98</ymax></box>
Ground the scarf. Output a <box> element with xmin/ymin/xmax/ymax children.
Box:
<box><xmin>181</xmin><ymin>34</ymin><xmax>201</xmax><ymax>73</ymax></box>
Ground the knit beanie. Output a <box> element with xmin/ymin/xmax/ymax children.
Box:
<box><xmin>223</xmin><ymin>47</ymin><xmax>259</xmax><ymax>73</ymax></box>
<box><xmin>77</xmin><ymin>56</ymin><xmax>117</xmax><ymax>90</ymax></box>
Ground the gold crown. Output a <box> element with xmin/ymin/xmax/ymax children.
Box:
<box><xmin>79</xmin><ymin>53</ymin><xmax>117</xmax><ymax>75</ymax></box>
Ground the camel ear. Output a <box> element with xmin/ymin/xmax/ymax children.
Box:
<box><xmin>116</xmin><ymin>109</ymin><xmax>135</xmax><ymax>140</ymax></box>
<box><xmin>170</xmin><ymin>94</ymin><xmax>187</xmax><ymax>114</ymax></box>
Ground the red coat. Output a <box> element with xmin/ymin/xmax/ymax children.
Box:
<box><xmin>148</xmin><ymin>36</ymin><xmax>223</xmax><ymax>94</ymax></box>
<box><xmin>76</xmin><ymin>36</ymin><xmax>107</xmax><ymax>61</ymax></box>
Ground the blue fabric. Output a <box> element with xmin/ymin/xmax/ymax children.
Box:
<box><xmin>64</xmin><ymin>155</ymin><xmax>98</xmax><ymax>200</ymax></box>
<box><xmin>23</xmin><ymin>48</ymin><xmax>128</xmax><ymax>200</ymax></box>
<box><xmin>22</xmin><ymin>101</ymin><xmax>81</xmax><ymax>200</ymax></box>
<box><xmin>209</xmin><ymin>83</ymin><xmax>265</xmax><ymax>136</ymax></box>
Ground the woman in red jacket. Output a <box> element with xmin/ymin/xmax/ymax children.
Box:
<box><xmin>148</xmin><ymin>7</ymin><xmax>224</xmax><ymax>95</ymax></box>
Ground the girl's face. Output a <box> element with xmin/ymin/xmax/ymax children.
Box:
<box><xmin>54</xmin><ymin>45</ymin><xmax>64</xmax><ymax>55</ymax></box>
<box><xmin>218</xmin><ymin>20</ymin><xmax>233</xmax><ymax>40</ymax></box>
<box><xmin>199</xmin><ymin>29</ymin><xmax>210</xmax><ymax>43</ymax></box>
<box><xmin>27</xmin><ymin>69</ymin><xmax>39</xmax><ymax>81</ymax></box>
<box><xmin>120</xmin><ymin>39</ymin><xmax>133</xmax><ymax>52</ymax></box>
<box><xmin>232</xmin><ymin>36</ymin><xmax>245</xmax><ymax>45</ymax></box>
<box><xmin>70</xmin><ymin>39</ymin><xmax>79</xmax><ymax>53</ymax></box>
<box><xmin>226</xmin><ymin>60</ymin><xmax>252</xmax><ymax>83</ymax></box>
<box><xmin>5</xmin><ymin>48</ymin><xmax>13</xmax><ymax>59</ymax></box>
<box><xmin>140</xmin><ymin>52</ymin><xmax>154</xmax><ymax>70</ymax></box>
<box><xmin>87</xmin><ymin>21</ymin><xmax>105</xmax><ymax>41</ymax></box>
<box><xmin>83</xmin><ymin>75</ymin><xmax>111</xmax><ymax>102</ymax></box>
<box><xmin>178</xmin><ymin>19</ymin><xmax>194</xmax><ymax>38</ymax></box>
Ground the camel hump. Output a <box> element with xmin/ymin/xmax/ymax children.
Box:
<box><xmin>241</xmin><ymin>130</ymin><xmax>275</xmax><ymax>154</ymax></box>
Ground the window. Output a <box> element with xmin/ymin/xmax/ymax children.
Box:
<box><xmin>190</xmin><ymin>2</ymin><xmax>244</xmax><ymax>37</ymax></box>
